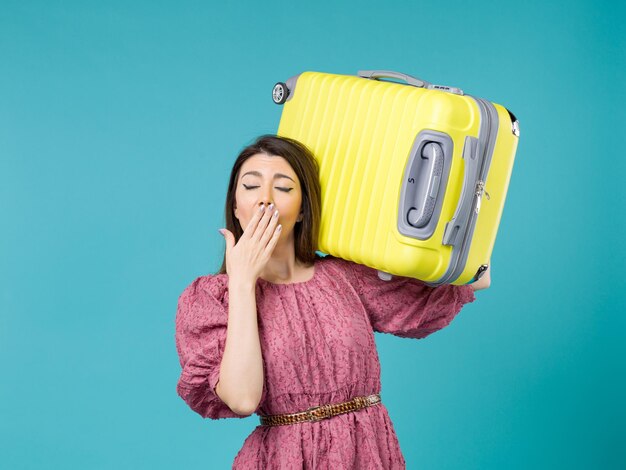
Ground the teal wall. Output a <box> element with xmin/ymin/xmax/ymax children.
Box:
<box><xmin>1</xmin><ymin>0</ymin><xmax>624</xmax><ymax>468</ymax></box>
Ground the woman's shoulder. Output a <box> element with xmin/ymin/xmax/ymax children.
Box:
<box><xmin>176</xmin><ymin>273</ymin><xmax>230</xmax><ymax>330</ymax></box>
<box><xmin>315</xmin><ymin>254</ymin><xmax>361</xmax><ymax>284</ymax></box>
<box><xmin>179</xmin><ymin>272</ymin><xmax>229</xmax><ymax>306</ymax></box>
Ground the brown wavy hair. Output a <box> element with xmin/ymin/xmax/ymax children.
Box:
<box><xmin>217</xmin><ymin>135</ymin><xmax>322</xmax><ymax>274</ymax></box>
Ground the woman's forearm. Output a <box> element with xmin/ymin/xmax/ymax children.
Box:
<box><xmin>215</xmin><ymin>276</ymin><xmax>264</xmax><ymax>415</ymax></box>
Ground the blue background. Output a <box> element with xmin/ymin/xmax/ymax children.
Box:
<box><xmin>1</xmin><ymin>0</ymin><xmax>624</xmax><ymax>468</ymax></box>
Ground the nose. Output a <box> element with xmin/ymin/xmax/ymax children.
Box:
<box><xmin>257</xmin><ymin>184</ymin><xmax>274</xmax><ymax>208</ymax></box>
<box><xmin>259</xmin><ymin>188</ymin><xmax>273</xmax><ymax>206</ymax></box>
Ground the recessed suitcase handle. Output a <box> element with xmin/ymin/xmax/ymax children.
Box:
<box><xmin>357</xmin><ymin>70</ymin><xmax>431</xmax><ymax>89</ymax></box>
<box><xmin>407</xmin><ymin>142</ymin><xmax>444</xmax><ymax>228</ymax></box>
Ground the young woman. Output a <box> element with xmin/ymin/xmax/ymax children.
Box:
<box><xmin>175</xmin><ymin>135</ymin><xmax>490</xmax><ymax>469</ymax></box>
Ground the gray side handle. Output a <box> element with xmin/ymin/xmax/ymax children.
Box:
<box><xmin>407</xmin><ymin>142</ymin><xmax>443</xmax><ymax>227</ymax></box>
<box><xmin>442</xmin><ymin>136</ymin><xmax>481</xmax><ymax>247</ymax></box>
<box><xmin>357</xmin><ymin>70</ymin><xmax>431</xmax><ymax>89</ymax></box>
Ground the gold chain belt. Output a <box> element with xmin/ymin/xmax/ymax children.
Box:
<box><xmin>258</xmin><ymin>393</ymin><xmax>381</xmax><ymax>426</ymax></box>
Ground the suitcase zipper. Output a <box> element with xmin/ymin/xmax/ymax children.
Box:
<box><xmin>430</xmin><ymin>97</ymin><xmax>496</xmax><ymax>286</ymax></box>
<box><xmin>452</xmin><ymin>98</ymin><xmax>494</xmax><ymax>281</ymax></box>
<box><xmin>474</xmin><ymin>180</ymin><xmax>490</xmax><ymax>215</ymax></box>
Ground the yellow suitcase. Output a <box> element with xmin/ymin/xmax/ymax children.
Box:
<box><xmin>272</xmin><ymin>70</ymin><xmax>519</xmax><ymax>285</ymax></box>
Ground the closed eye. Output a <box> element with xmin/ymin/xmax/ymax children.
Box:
<box><xmin>243</xmin><ymin>184</ymin><xmax>293</xmax><ymax>193</ymax></box>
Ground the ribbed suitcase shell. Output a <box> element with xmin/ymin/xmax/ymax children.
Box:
<box><xmin>275</xmin><ymin>71</ymin><xmax>518</xmax><ymax>285</ymax></box>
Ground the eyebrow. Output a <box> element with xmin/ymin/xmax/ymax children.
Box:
<box><xmin>241</xmin><ymin>171</ymin><xmax>295</xmax><ymax>182</ymax></box>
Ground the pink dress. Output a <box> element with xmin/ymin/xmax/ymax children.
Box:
<box><xmin>175</xmin><ymin>254</ymin><xmax>476</xmax><ymax>469</ymax></box>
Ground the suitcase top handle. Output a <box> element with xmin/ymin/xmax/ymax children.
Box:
<box><xmin>358</xmin><ymin>70</ymin><xmax>464</xmax><ymax>95</ymax></box>
<box><xmin>358</xmin><ymin>70</ymin><xmax>430</xmax><ymax>88</ymax></box>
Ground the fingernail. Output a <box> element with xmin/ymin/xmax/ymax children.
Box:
<box><xmin>259</xmin><ymin>205</ymin><xmax>265</xmax><ymax>212</ymax></box>
<box><xmin>268</xmin><ymin>203</ymin><xmax>274</xmax><ymax>211</ymax></box>
<box><xmin>218</xmin><ymin>229</ymin><xmax>224</xmax><ymax>236</ymax></box>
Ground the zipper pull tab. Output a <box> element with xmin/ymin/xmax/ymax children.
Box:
<box><xmin>474</xmin><ymin>180</ymin><xmax>486</xmax><ymax>214</ymax></box>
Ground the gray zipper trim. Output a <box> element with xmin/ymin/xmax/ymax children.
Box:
<box><xmin>425</xmin><ymin>96</ymin><xmax>499</xmax><ymax>287</ymax></box>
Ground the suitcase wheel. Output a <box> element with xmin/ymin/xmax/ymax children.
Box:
<box><xmin>272</xmin><ymin>82</ymin><xmax>289</xmax><ymax>104</ymax></box>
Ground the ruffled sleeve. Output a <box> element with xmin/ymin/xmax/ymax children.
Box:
<box><xmin>338</xmin><ymin>257</ymin><xmax>476</xmax><ymax>339</ymax></box>
<box><xmin>174</xmin><ymin>275</ymin><xmax>266</xmax><ymax>419</ymax></box>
